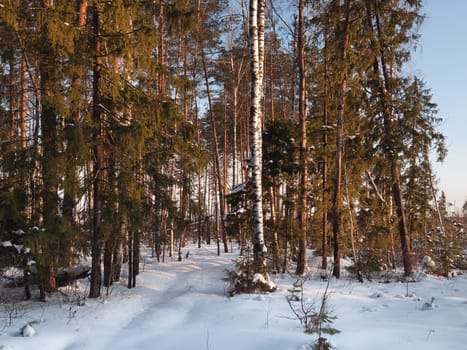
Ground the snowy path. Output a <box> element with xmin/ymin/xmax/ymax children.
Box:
<box><xmin>104</xmin><ymin>247</ymin><xmax>232</xmax><ymax>349</ymax></box>
<box><xmin>2</xmin><ymin>244</ymin><xmax>467</xmax><ymax>350</ymax></box>
<box><xmin>64</xmin><ymin>245</ymin><xmax>237</xmax><ymax>350</ymax></box>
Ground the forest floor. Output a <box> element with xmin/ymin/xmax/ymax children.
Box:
<box><xmin>1</xmin><ymin>243</ymin><xmax>467</xmax><ymax>350</ymax></box>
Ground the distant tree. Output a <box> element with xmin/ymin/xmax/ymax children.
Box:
<box><xmin>263</xmin><ymin>118</ymin><xmax>300</xmax><ymax>272</ymax></box>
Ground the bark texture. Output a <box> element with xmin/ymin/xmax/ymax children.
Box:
<box><xmin>249</xmin><ymin>0</ymin><xmax>266</xmax><ymax>264</ymax></box>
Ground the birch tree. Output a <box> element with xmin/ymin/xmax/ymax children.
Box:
<box><xmin>249</xmin><ymin>0</ymin><xmax>266</xmax><ymax>265</ymax></box>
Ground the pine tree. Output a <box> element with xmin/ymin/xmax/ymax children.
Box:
<box><xmin>35</xmin><ymin>1</ymin><xmax>78</xmax><ymax>298</ymax></box>
<box><xmin>330</xmin><ymin>0</ymin><xmax>352</xmax><ymax>279</ymax></box>
<box><xmin>89</xmin><ymin>2</ymin><xmax>105</xmax><ymax>298</ymax></box>
<box><xmin>362</xmin><ymin>0</ymin><xmax>425</xmax><ymax>276</ymax></box>
<box><xmin>295</xmin><ymin>0</ymin><xmax>309</xmax><ymax>276</ymax></box>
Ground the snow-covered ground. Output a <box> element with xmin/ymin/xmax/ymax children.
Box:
<box><xmin>1</xmin><ymin>244</ymin><xmax>467</xmax><ymax>350</ymax></box>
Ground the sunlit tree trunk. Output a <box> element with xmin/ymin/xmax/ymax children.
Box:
<box><xmin>38</xmin><ymin>0</ymin><xmax>59</xmax><ymax>298</ymax></box>
<box><xmin>321</xmin><ymin>39</ymin><xmax>329</xmax><ymax>270</ymax></box>
<box><xmin>331</xmin><ymin>0</ymin><xmax>351</xmax><ymax>279</ymax></box>
<box><xmin>20</xmin><ymin>57</ymin><xmax>27</xmax><ymax>149</ymax></box>
<box><xmin>296</xmin><ymin>0</ymin><xmax>309</xmax><ymax>276</ymax></box>
<box><xmin>201</xmin><ymin>49</ymin><xmax>227</xmax><ymax>253</ymax></box>
<box><xmin>249</xmin><ymin>0</ymin><xmax>266</xmax><ymax>265</ymax></box>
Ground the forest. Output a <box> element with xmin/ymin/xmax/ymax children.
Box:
<box><xmin>0</xmin><ymin>0</ymin><xmax>465</xmax><ymax>304</ymax></box>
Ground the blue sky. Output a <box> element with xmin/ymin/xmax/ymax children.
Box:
<box><xmin>414</xmin><ymin>0</ymin><xmax>467</xmax><ymax>209</ymax></box>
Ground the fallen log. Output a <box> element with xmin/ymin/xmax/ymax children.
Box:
<box><xmin>4</xmin><ymin>265</ymin><xmax>91</xmax><ymax>288</ymax></box>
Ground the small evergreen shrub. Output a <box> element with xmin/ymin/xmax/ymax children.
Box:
<box><xmin>224</xmin><ymin>255</ymin><xmax>276</xmax><ymax>296</ymax></box>
<box><xmin>287</xmin><ymin>275</ymin><xmax>339</xmax><ymax>349</ymax></box>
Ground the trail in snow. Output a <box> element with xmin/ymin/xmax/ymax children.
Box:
<box><xmin>106</xmin><ymin>246</ymin><xmax>233</xmax><ymax>348</ymax></box>
<box><xmin>2</xmin><ymin>243</ymin><xmax>467</xmax><ymax>350</ymax></box>
<box><xmin>63</xmin><ymin>245</ymin><xmax>235</xmax><ymax>350</ymax></box>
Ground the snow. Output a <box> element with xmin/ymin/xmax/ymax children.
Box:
<box><xmin>20</xmin><ymin>324</ymin><xmax>35</xmax><ymax>338</ymax></box>
<box><xmin>422</xmin><ymin>256</ymin><xmax>436</xmax><ymax>270</ymax></box>
<box><xmin>1</xmin><ymin>244</ymin><xmax>467</xmax><ymax>350</ymax></box>
<box><xmin>229</xmin><ymin>182</ymin><xmax>246</xmax><ymax>195</ymax></box>
<box><xmin>1</xmin><ymin>241</ymin><xmax>13</xmax><ymax>248</ymax></box>
<box><xmin>0</xmin><ymin>241</ymin><xmax>26</xmax><ymax>253</ymax></box>
<box><xmin>252</xmin><ymin>272</ymin><xmax>276</xmax><ymax>291</ymax></box>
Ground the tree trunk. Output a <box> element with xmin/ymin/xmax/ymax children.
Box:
<box><xmin>8</xmin><ymin>58</ymin><xmax>15</xmax><ymax>145</ymax></box>
<box><xmin>231</xmin><ymin>63</ymin><xmax>239</xmax><ymax>187</ymax></box>
<box><xmin>331</xmin><ymin>0</ymin><xmax>351</xmax><ymax>279</ymax></box>
<box><xmin>133</xmin><ymin>230</ymin><xmax>140</xmax><ymax>281</ymax></box>
<box><xmin>78</xmin><ymin>0</ymin><xmax>87</xmax><ymax>28</ymax></box>
<box><xmin>223</xmin><ymin>91</ymin><xmax>229</xmax><ymax>253</ymax></box>
<box><xmin>38</xmin><ymin>0</ymin><xmax>59</xmax><ymax>296</ymax></box>
<box><xmin>62</xmin><ymin>0</ymin><xmax>88</xmax><ymax>256</ymax></box>
<box><xmin>169</xmin><ymin>221</ymin><xmax>174</xmax><ymax>257</ymax></box>
<box><xmin>103</xmin><ymin>155</ymin><xmax>118</xmax><ymax>288</ymax></box>
<box><xmin>201</xmin><ymin>50</ymin><xmax>227</xmax><ymax>253</ymax></box>
<box><xmin>115</xmin><ymin>214</ymin><xmax>128</xmax><ymax>281</ymax></box>
<box><xmin>157</xmin><ymin>2</ymin><xmax>165</xmax><ymax>94</ymax></box>
<box><xmin>89</xmin><ymin>5</ymin><xmax>105</xmax><ymax>298</ymax></box>
<box><xmin>128</xmin><ymin>230</ymin><xmax>134</xmax><ymax>288</ymax></box>
<box><xmin>20</xmin><ymin>57</ymin><xmax>27</xmax><ymax>149</ymax></box>
<box><xmin>249</xmin><ymin>0</ymin><xmax>267</xmax><ymax>265</ymax></box>
<box><xmin>296</xmin><ymin>0</ymin><xmax>308</xmax><ymax>276</ymax></box>
<box><xmin>321</xmin><ymin>35</ymin><xmax>330</xmax><ymax>270</ymax></box>
<box><xmin>371</xmin><ymin>1</ymin><xmax>413</xmax><ymax>276</ymax></box>
<box><xmin>112</xmin><ymin>234</ymin><xmax>123</xmax><ymax>283</ymax></box>
<box><xmin>270</xmin><ymin>185</ymin><xmax>280</xmax><ymax>272</ymax></box>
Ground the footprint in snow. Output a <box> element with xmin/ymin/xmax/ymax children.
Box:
<box><xmin>254</xmin><ymin>295</ymin><xmax>266</xmax><ymax>301</ymax></box>
<box><xmin>394</xmin><ymin>293</ymin><xmax>418</xmax><ymax>300</ymax></box>
<box><xmin>0</xmin><ymin>345</ymin><xmax>14</xmax><ymax>350</ymax></box>
<box><xmin>369</xmin><ymin>292</ymin><xmax>384</xmax><ymax>299</ymax></box>
<box><xmin>361</xmin><ymin>305</ymin><xmax>381</xmax><ymax>312</ymax></box>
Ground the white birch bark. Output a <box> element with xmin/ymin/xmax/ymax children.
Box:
<box><xmin>249</xmin><ymin>0</ymin><xmax>266</xmax><ymax>262</ymax></box>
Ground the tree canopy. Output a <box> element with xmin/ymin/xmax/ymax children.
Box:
<box><xmin>0</xmin><ymin>0</ymin><xmax>461</xmax><ymax>300</ymax></box>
